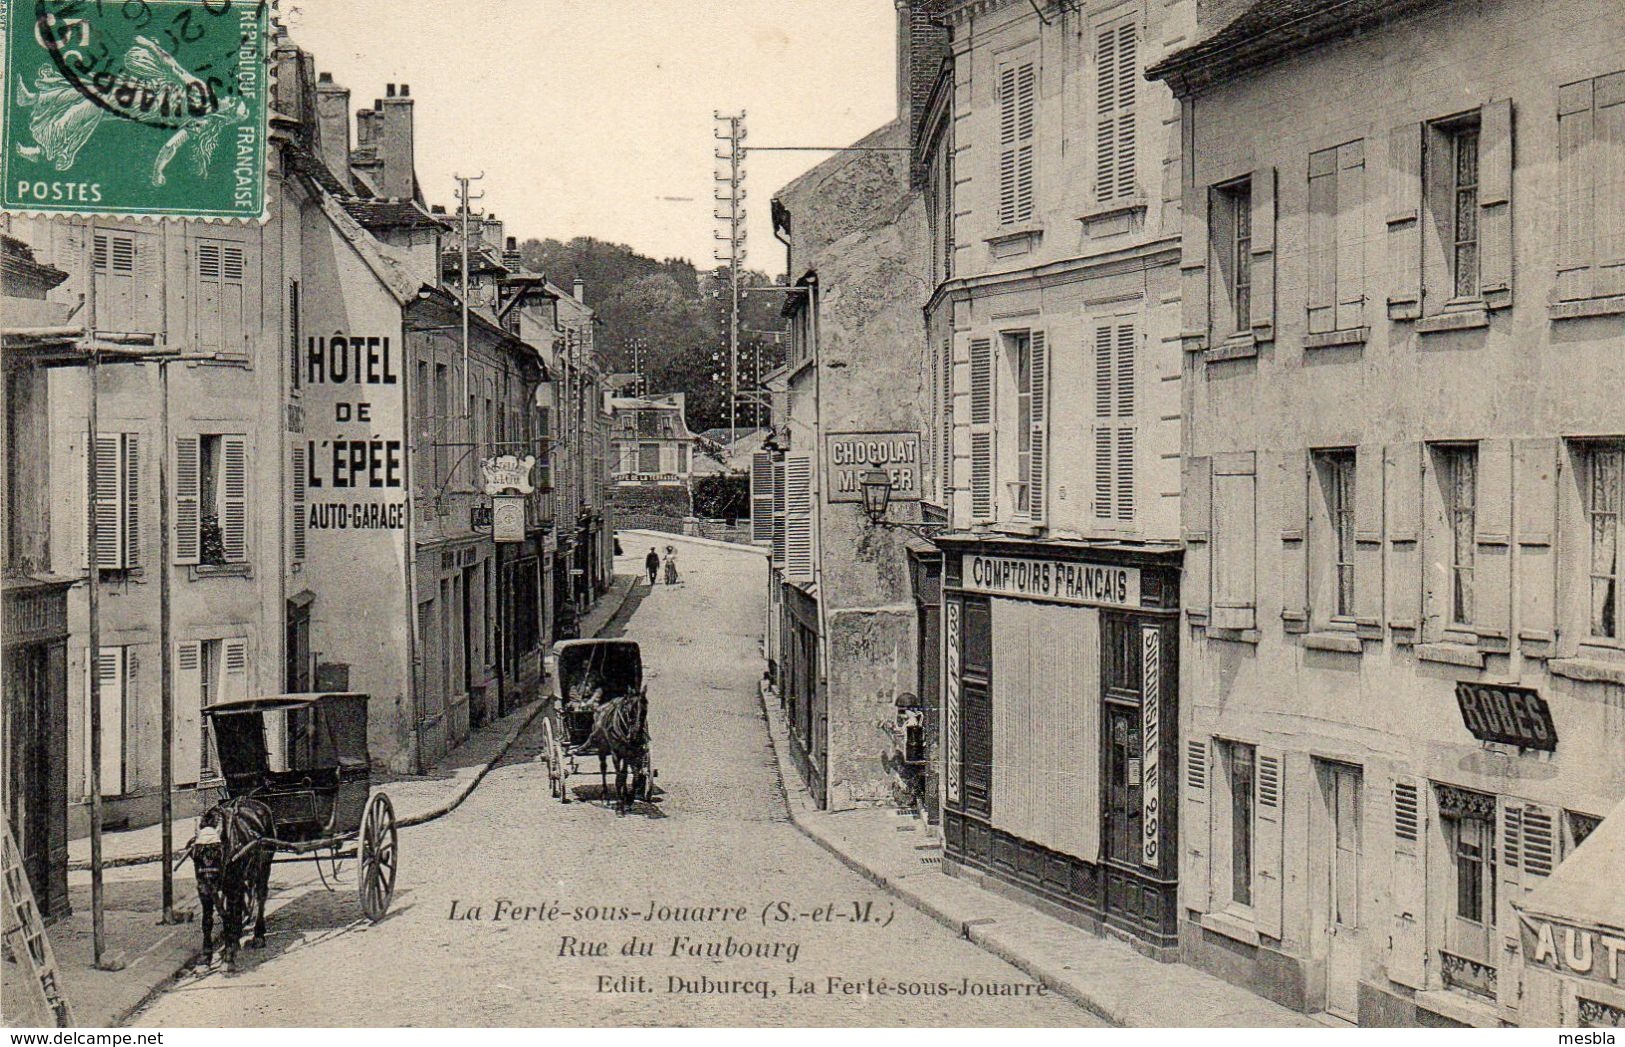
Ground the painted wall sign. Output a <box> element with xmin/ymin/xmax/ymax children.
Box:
<box><xmin>825</xmin><ymin>431</ymin><xmax>920</xmax><ymax>503</ymax></box>
<box><xmin>1141</xmin><ymin>626</ymin><xmax>1160</xmax><ymax>869</ymax></box>
<box><xmin>1519</xmin><ymin>912</ymin><xmax>1625</xmax><ymax>989</ymax></box>
<box><xmin>303</xmin><ymin>332</ymin><xmax>407</xmax><ymax>532</ymax></box>
<box><xmin>962</xmin><ymin>554</ymin><xmax>1141</xmax><ymax>609</ymax></box>
<box><xmin>945</xmin><ymin>600</ymin><xmax>961</xmax><ymax>805</ymax></box>
<box><xmin>1455</xmin><ymin>681</ymin><xmax>1558</xmax><ymax>751</ymax></box>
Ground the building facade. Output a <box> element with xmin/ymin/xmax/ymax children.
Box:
<box><xmin>922</xmin><ymin>0</ymin><xmax>1190</xmax><ymax>956</ymax></box>
<box><xmin>608</xmin><ymin>393</ymin><xmax>698</xmax><ymax>531</ymax></box>
<box><xmin>1149</xmin><ymin>0</ymin><xmax>1625</xmax><ymax>1025</ymax></box>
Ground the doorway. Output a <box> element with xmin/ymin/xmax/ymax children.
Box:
<box><xmin>1315</xmin><ymin>760</ymin><xmax>1363</xmax><ymax>1020</ymax></box>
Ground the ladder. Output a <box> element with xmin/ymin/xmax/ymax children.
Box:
<box><xmin>1</xmin><ymin>815</ymin><xmax>73</xmax><ymax>1027</ymax></box>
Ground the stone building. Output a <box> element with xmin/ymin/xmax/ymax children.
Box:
<box><xmin>919</xmin><ymin>0</ymin><xmax>1190</xmax><ymax>956</ymax></box>
<box><xmin>608</xmin><ymin>393</ymin><xmax>698</xmax><ymax>532</ymax></box>
<box><xmin>1148</xmin><ymin>0</ymin><xmax>1625</xmax><ymax>1025</ymax></box>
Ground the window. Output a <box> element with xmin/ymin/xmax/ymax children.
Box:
<box><xmin>435</xmin><ymin>363</ymin><xmax>450</xmax><ymax>485</ymax></box>
<box><xmin>194</xmin><ymin>238</ymin><xmax>246</xmax><ymax>353</ymax></box>
<box><xmin>1306</xmin><ymin>141</ymin><xmax>1366</xmax><ymax>334</ymax></box>
<box><xmin>94</xmin><ymin>229</ymin><xmax>159</xmax><ymax>335</ymax></box>
<box><xmin>1210</xmin><ymin>179</ymin><xmax>1252</xmax><ymax>336</ymax></box>
<box><xmin>1450</xmin><ymin>126</ymin><xmax>1481</xmax><ymax>299</ymax></box>
<box><xmin>997</xmin><ymin>58</ymin><xmax>1036</xmax><ymax>225</ymax></box>
<box><xmin>1092</xmin><ymin>320</ymin><xmax>1136</xmax><ymax>523</ymax></box>
<box><xmin>1315</xmin><ymin>449</ymin><xmax>1357</xmax><ymax>618</ymax></box>
<box><xmin>175</xmin><ymin>434</ymin><xmax>246</xmax><ymax>566</ymax></box>
<box><xmin>1439</xmin><ymin>445</ymin><xmax>1478</xmax><ymax>627</ymax></box>
<box><xmin>1581</xmin><ymin>441</ymin><xmax>1624</xmax><ymax>639</ymax></box>
<box><xmin>1008</xmin><ymin>333</ymin><xmax>1032</xmax><ymax>515</ymax></box>
<box><xmin>1556</xmin><ymin>71</ymin><xmax>1625</xmax><ymax>303</ymax></box>
<box><xmin>638</xmin><ymin>443</ymin><xmax>660</xmax><ymax>474</ymax></box>
<box><xmin>1226</xmin><ymin>741</ymin><xmax>1256</xmax><ymax>908</ymax></box>
<box><xmin>1095</xmin><ymin>22</ymin><xmax>1138</xmax><ymax>203</ymax></box>
<box><xmin>1452</xmin><ymin>812</ymin><xmax>1493</xmax><ymax>923</ymax></box>
<box><xmin>1419</xmin><ymin>109</ymin><xmax>1504</xmax><ymax>314</ymax></box>
<box><xmin>1437</xmin><ymin>784</ymin><xmax>1498</xmax><ymax>995</ymax></box>
<box><xmin>85</xmin><ymin>433</ymin><xmax>139</xmax><ymax>570</ymax></box>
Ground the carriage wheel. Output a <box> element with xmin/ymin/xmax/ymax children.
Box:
<box><xmin>358</xmin><ymin>792</ymin><xmax>398</xmax><ymax>922</ymax></box>
<box><xmin>540</xmin><ymin>719</ymin><xmax>560</xmax><ymax>799</ymax></box>
<box><xmin>551</xmin><ymin>725</ymin><xmax>569</xmax><ymax>804</ymax></box>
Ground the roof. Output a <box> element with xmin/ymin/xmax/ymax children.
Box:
<box><xmin>338</xmin><ymin>197</ymin><xmax>448</xmax><ymax>232</ymax></box>
<box><xmin>550</xmin><ymin>638</ymin><xmax>641</xmax><ymax>657</ymax></box>
<box><xmin>1518</xmin><ymin>796</ymin><xmax>1625</xmax><ymax>933</ymax></box>
<box><xmin>203</xmin><ymin>692</ymin><xmax>368</xmax><ymax>716</ymax></box>
<box><xmin>1145</xmin><ymin>0</ymin><xmax>1433</xmax><ymax>95</ymax></box>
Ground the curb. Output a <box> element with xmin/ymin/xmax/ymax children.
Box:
<box><xmin>71</xmin><ymin>577</ymin><xmax>639</xmax><ymax>872</ymax></box>
<box><xmin>754</xmin><ymin>679</ymin><xmax>1128</xmax><ymax>1028</ymax></box>
<box><xmin>618</xmin><ymin>527</ymin><xmax>767</xmax><ymax>556</ymax></box>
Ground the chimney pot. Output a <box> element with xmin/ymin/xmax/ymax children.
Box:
<box><xmin>506</xmin><ymin>236</ymin><xmax>517</xmax><ymax>250</ymax></box>
<box><xmin>431</xmin><ymin>204</ymin><xmax>446</xmax><ymax>214</ymax></box>
<box><xmin>373</xmin><ymin>98</ymin><xmax>383</xmax><ymax>110</ymax></box>
<box><xmin>386</xmin><ymin>83</ymin><xmax>396</xmax><ymax>97</ymax></box>
<box><xmin>573</xmin><ymin>278</ymin><xmax>585</xmax><ymax>303</ymax></box>
<box><xmin>400</xmin><ymin>84</ymin><xmax>410</xmax><ymax>97</ymax></box>
<box><xmin>318</xmin><ymin>71</ymin><xmax>333</xmax><ymax>83</ymax></box>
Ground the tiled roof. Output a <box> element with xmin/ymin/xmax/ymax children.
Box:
<box><xmin>339</xmin><ymin>197</ymin><xmax>448</xmax><ymax>231</ymax></box>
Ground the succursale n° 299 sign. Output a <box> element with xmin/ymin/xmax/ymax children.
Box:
<box><xmin>2</xmin><ymin>0</ymin><xmax>270</xmax><ymax>220</ymax></box>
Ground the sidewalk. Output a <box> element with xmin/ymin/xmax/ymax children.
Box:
<box><xmin>756</xmin><ymin>682</ymin><xmax>1319</xmax><ymax>1029</ymax></box>
<box><xmin>37</xmin><ymin>573</ymin><xmax>637</xmax><ymax>1028</ymax></box>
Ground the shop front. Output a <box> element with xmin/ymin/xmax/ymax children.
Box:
<box><xmin>2</xmin><ymin>577</ymin><xmax>71</xmax><ymax>921</ymax></box>
<box><xmin>781</xmin><ymin>580</ymin><xmax>825</xmax><ymax>807</ymax></box>
<box><xmin>940</xmin><ymin>536</ymin><xmax>1181</xmax><ymax>956</ymax></box>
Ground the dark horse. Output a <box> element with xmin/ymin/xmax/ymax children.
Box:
<box><xmin>190</xmin><ymin>796</ymin><xmax>275</xmax><ymax>971</ymax></box>
<box><xmin>585</xmin><ymin>689</ymin><xmax>649</xmax><ymax>815</ymax></box>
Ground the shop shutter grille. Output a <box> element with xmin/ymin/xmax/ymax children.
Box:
<box><xmin>1394</xmin><ymin>781</ymin><xmax>1419</xmax><ymax>842</ymax></box>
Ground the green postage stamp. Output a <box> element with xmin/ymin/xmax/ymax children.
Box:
<box><xmin>1</xmin><ymin>0</ymin><xmax>269</xmax><ymax>219</ymax></box>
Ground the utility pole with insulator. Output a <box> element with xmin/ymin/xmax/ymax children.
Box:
<box><xmin>713</xmin><ymin>111</ymin><xmax>746</xmax><ymax>444</ymax></box>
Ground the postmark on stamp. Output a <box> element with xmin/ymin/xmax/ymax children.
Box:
<box><xmin>2</xmin><ymin>0</ymin><xmax>270</xmax><ymax>219</ymax></box>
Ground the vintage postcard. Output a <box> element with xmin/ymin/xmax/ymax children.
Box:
<box><xmin>1</xmin><ymin>0</ymin><xmax>1621</xmax><ymax>1034</ymax></box>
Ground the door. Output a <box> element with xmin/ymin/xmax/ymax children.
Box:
<box><xmin>1320</xmin><ymin>762</ymin><xmax>1363</xmax><ymax>1020</ymax></box>
<box><xmin>1104</xmin><ymin>703</ymin><xmax>1143</xmax><ymax>866</ymax></box>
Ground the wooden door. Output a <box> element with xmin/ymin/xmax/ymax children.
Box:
<box><xmin>1321</xmin><ymin>762</ymin><xmax>1362</xmax><ymax>1020</ymax></box>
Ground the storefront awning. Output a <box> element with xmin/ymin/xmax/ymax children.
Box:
<box><xmin>1519</xmin><ymin>796</ymin><xmax>1625</xmax><ymax>932</ymax></box>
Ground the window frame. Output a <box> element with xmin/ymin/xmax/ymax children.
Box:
<box><xmin>1209</xmin><ymin>177</ymin><xmax>1254</xmax><ymax>339</ymax></box>
<box><xmin>1312</xmin><ymin>448</ymin><xmax>1359</xmax><ymax>625</ymax></box>
<box><xmin>1423</xmin><ymin>110</ymin><xmax>1486</xmax><ymax>312</ymax></box>
<box><xmin>1221</xmin><ymin>739</ymin><xmax>1257</xmax><ymax>913</ymax></box>
<box><xmin>1579</xmin><ymin>439</ymin><xmax>1624</xmax><ymax>644</ymax></box>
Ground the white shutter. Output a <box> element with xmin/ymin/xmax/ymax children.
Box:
<box><xmin>771</xmin><ymin>460</ymin><xmax>787</xmax><ymax>566</ymax></box>
<box><xmin>1027</xmin><ymin>331</ymin><xmax>1048</xmax><ymax>524</ymax></box>
<box><xmin>1184</xmin><ymin>737</ymin><xmax>1212</xmax><ymax>912</ymax></box>
<box><xmin>999</xmin><ymin>62</ymin><xmax>1036</xmax><ymax>224</ymax></box>
<box><xmin>83</xmin><ymin>647</ymin><xmax>126</xmax><ymax>797</ymax></box>
<box><xmin>1254</xmin><ymin>747</ymin><xmax>1285</xmax><ymax>939</ymax></box>
<box><xmin>174</xmin><ymin>436</ymin><xmax>201</xmax><ymax>564</ymax></box>
<box><xmin>222</xmin><ymin>637</ymin><xmax>249</xmax><ymax>701</ymax></box>
<box><xmin>940</xmin><ymin>335</ymin><xmax>952</xmax><ymax>501</ymax></box>
<box><xmin>969</xmin><ymin>336</ymin><xmax>994</xmax><ymax>521</ymax></box>
<box><xmin>290</xmin><ymin>443</ymin><xmax>308</xmax><ymax>563</ymax></box>
<box><xmin>123</xmin><ymin>434</ymin><xmax>140</xmax><ymax>568</ymax></box>
<box><xmin>1095</xmin><ymin>23</ymin><xmax>1138</xmax><ymax>202</ymax></box>
<box><xmin>750</xmin><ymin>451</ymin><xmax>774</xmax><ymax>545</ymax></box>
<box><xmin>1388</xmin><ymin>777</ymin><xmax>1428</xmax><ymax>988</ymax></box>
<box><xmin>1094</xmin><ymin>427</ymin><xmax>1115</xmax><ymax>520</ymax></box>
<box><xmin>174</xmin><ymin>641</ymin><xmax>203</xmax><ymax>785</ymax></box>
<box><xmin>785</xmin><ymin>455</ymin><xmax>813</xmax><ymax>581</ymax></box>
<box><xmin>84</xmin><ymin>434</ymin><xmax>124</xmax><ymax>569</ymax></box>
<box><xmin>221</xmin><ymin>435</ymin><xmax>248</xmax><ymax>563</ymax></box>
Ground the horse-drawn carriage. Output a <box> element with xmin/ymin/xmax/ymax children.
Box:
<box><xmin>202</xmin><ymin>692</ymin><xmax>399</xmax><ymax>921</ymax></box>
<box><xmin>540</xmin><ymin>639</ymin><xmax>655</xmax><ymax>811</ymax></box>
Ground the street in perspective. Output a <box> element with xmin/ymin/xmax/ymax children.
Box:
<box><xmin>2</xmin><ymin>0</ymin><xmax>1622</xmax><ymax>1034</ymax></box>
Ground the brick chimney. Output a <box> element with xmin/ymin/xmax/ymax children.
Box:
<box><xmin>315</xmin><ymin>72</ymin><xmax>351</xmax><ymax>185</ymax></box>
<box><xmin>572</xmin><ymin>278</ymin><xmax>585</xmax><ymax>303</ymax></box>
<box><xmin>503</xmin><ymin>235</ymin><xmax>523</xmax><ymax>271</ymax></box>
<box><xmin>376</xmin><ymin>83</ymin><xmax>417</xmax><ymax>200</ymax></box>
<box><xmin>895</xmin><ymin>0</ymin><xmax>949</xmax><ymax>136</ymax></box>
<box><xmin>482</xmin><ymin>213</ymin><xmax>504</xmax><ymax>255</ymax></box>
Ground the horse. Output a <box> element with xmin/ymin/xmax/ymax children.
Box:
<box><xmin>189</xmin><ymin>797</ymin><xmax>275</xmax><ymax>971</ymax></box>
<box><xmin>585</xmin><ymin>689</ymin><xmax>649</xmax><ymax>815</ymax></box>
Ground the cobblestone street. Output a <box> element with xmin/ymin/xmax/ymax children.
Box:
<box><xmin>132</xmin><ymin>542</ymin><xmax>1098</xmax><ymax>1026</ymax></box>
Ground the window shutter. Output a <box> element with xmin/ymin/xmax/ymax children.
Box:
<box><xmin>1385</xmin><ymin>443</ymin><xmax>1423</xmax><ymax>636</ymax></box>
<box><xmin>1212</xmin><ymin>454</ymin><xmax>1256</xmax><ymax>630</ymax></box>
<box><xmin>174</xmin><ymin>641</ymin><xmax>202</xmax><ymax>785</ymax></box>
<box><xmin>1335</xmin><ymin>140</ymin><xmax>1367</xmax><ymax>332</ymax></box>
<box><xmin>1478</xmin><ymin>98</ymin><xmax>1513</xmax><ymax>309</ymax></box>
<box><xmin>1597</xmin><ymin>72</ymin><xmax>1625</xmax><ymax>295</ymax></box>
<box><xmin>1386</xmin><ymin>123</ymin><xmax>1424</xmax><ymax>319</ymax></box>
<box><xmin>290</xmin><ymin>443</ymin><xmax>308</xmax><ymax>563</ymax></box>
<box><xmin>221</xmin><ymin>435</ymin><xmax>248</xmax><ymax>563</ymax></box>
<box><xmin>123</xmin><ymin>434</ymin><xmax>139</xmax><ymax>568</ymax></box>
<box><xmin>1307</xmin><ymin>147</ymin><xmax>1339</xmax><ymax>334</ymax></box>
<box><xmin>1095</xmin><ymin>24</ymin><xmax>1138</xmax><ymax>203</ymax></box>
<box><xmin>85</xmin><ymin>434</ymin><xmax>123</xmax><ymax>570</ymax></box>
<box><xmin>785</xmin><ymin>455</ymin><xmax>813</xmax><ymax>581</ymax></box>
<box><xmin>1183</xmin><ymin>455</ymin><xmax>1212</xmax><ymax>621</ymax></box>
<box><xmin>1249</xmin><ymin>167</ymin><xmax>1276</xmax><ymax>341</ymax></box>
<box><xmin>1474</xmin><ymin>437</ymin><xmax>1513</xmax><ymax>645</ymax></box>
<box><xmin>969</xmin><ymin>337</ymin><xmax>993</xmax><ymax>521</ymax></box>
<box><xmin>941</xmin><ymin>335</ymin><xmax>952</xmax><ymax>502</ymax></box>
<box><xmin>1556</xmin><ymin>78</ymin><xmax>1596</xmax><ymax>302</ymax></box>
<box><xmin>1353</xmin><ymin>444</ymin><xmax>1385</xmax><ymax>630</ymax></box>
<box><xmin>174</xmin><ymin>436</ymin><xmax>201</xmax><ymax>565</ymax></box>
<box><xmin>1183</xmin><ymin>737</ymin><xmax>1212</xmax><ymax>912</ymax></box>
<box><xmin>1514</xmin><ymin>438</ymin><xmax>1558</xmax><ymax>650</ymax></box>
<box><xmin>84</xmin><ymin>647</ymin><xmax>125</xmax><ymax>797</ymax></box>
<box><xmin>750</xmin><ymin>451</ymin><xmax>774</xmax><ymax>545</ymax></box>
<box><xmin>196</xmin><ymin>241</ymin><xmax>221</xmax><ymax>348</ymax></box>
<box><xmin>1254</xmin><ymin>746</ymin><xmax>1285</xmax><ymax>940</ymax></box>
<box><xmin>1027</xmin><ymin>331</ymin><xmax>1048</xmax><ymax>524</ymax></box>
<box><xmin>223</xmin><ymin>637</ymin><xmax>249</xmax><ymax>702</ymax></box>
<box><xmin>771</xmin><ymin>460</ymin><xmax>786</xmax><ymax>566</ymax></box>
<box><xmin>1182</xmin><ymin>183</ymin><xmax>1211</xmax><ymax>345</ymax></box>
<box><xmin>1116</xmin><ymin>429</ymin><xmax>1137</xmax><ymax>522</ymax></box>
<box><xmin>998</xmin><ymin>62</ymin><xmax>1036</xmax><ymax>224</ymax></box>
<box><xmin>1093</xmin><ymin>427</ymin><xmax>1115</xmax><ymax>521</ymax></box>
<box><xmin>1388</xmin><ymin>777</ymin><xmax>1428</xmax><ymax>988</ymax></box>
<box><xmin>1093</xmin><ymin>321</ymin><xmax>1137</xmax><ymax>523</ymax></box>
<box><xmin>1279</xmin><ymin>450</ymin><xmax>1309</xmax><ymax>631</ymax></box>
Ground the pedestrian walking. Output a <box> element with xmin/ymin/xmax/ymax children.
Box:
<box><xmin>644</xmin><ymin>547</ymin><xmax>660</xmax><ymax>585</ymax></box>
<box><xmin>662</xmin><ymin>546</ymin><xmax>681</xmax><ymax>586</ymax></box>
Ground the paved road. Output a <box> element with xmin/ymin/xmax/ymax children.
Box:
<box><xmin>134</xmin><ymin>541</ymin><xmax>1097</xmax><ymax>1026</ymax></box>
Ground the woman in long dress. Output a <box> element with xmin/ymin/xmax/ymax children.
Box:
<box><xmin>662</xmin><ymin>547</ymin><xmax>681</xmax><ymax>586</ymax></box>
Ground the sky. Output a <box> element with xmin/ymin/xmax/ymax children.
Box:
<box><xmin>285</xmin><ymin>0</ymin><xmax>900</xmax><ymax>272</ymax></box>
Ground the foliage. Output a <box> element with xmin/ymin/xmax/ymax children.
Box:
<box><xmin>690</xmin><ymin>473</ymin><xmax>750</xmax><ymax>522</ymax></box>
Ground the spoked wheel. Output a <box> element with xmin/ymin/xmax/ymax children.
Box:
<box><xmin>551</xmin><ymin>725</ymin><xmax>569</xmax><ymax>804</ymax></box>
<box><xmin>541</xmin><ymin>718</ymin><xmax>560</xmax><ymax>798</ymax></box>
<box><xmin>357</xmin><ymin>792</ymin><xmax>398</xmax><ymax>922</ymax></box>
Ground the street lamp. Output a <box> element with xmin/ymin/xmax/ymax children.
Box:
<box><xmin>858</xmin><ymin>469</ymin><xmax>946</xmax><ymax>539</ymax></box>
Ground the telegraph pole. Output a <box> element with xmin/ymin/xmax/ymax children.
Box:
<box><xmin>713</xmin><ymin>111</ymin><xmax>746</xmax><ymax>444</ymax></box>
<box><xmin>454</xmin><ymin>172</ymin><xmax>485</xmax><ymax>411</ymax></box>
